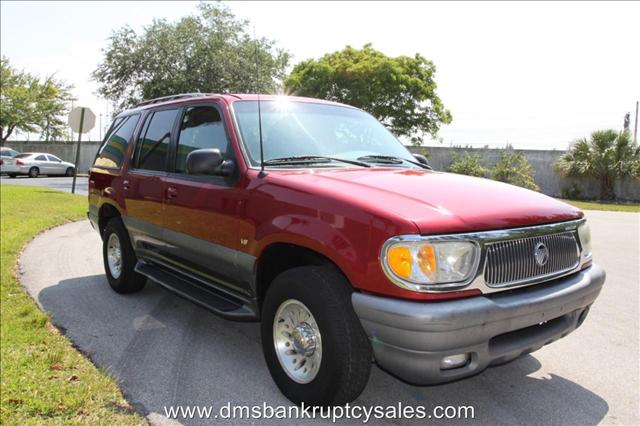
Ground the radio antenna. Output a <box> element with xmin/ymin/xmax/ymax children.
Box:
<box><xmin>254</xmin><ymin>27</ymin><xmax>266</xmax><ymax>178</ymax></box>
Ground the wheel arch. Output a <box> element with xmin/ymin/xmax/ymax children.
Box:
<box><xmin>98</xmin><ymin>202</ymin><xmax>122</xmax><ymax>237</ymax></box>
<box><xmin>255</xmin><ymin>242</ymin><xmax>353</xmax><ymax>312</ymax></box>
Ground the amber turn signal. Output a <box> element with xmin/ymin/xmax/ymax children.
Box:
<box><xmin>387</xmin><ymin>246</ymin><xmax>412</xmax><ymax>279</ymax></box>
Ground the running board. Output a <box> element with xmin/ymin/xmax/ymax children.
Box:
<box><xmin>135</xmin><ymin>262</ymin><xmax>258</xmax><ymax>321</ymax></box>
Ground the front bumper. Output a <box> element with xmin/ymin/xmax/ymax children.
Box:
<box><xmin>352</xmin><ymin>264</ymin><xmax>605</xmax><ymax>385</ymax></box>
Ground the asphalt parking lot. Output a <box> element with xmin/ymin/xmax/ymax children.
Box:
<box><xmin>18</xmin><ymin>211</ymin><xmax>639</xmax><ymax>425</ymax></box>
<box><xmin>0</xmin><ymin>175</ymin><xmax>88</xmax><ymax>195</ymax></box>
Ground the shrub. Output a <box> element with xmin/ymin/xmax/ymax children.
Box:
<box><xmin>560</xmin><ymin>182</ymin><xmax>583</xmax><ymax>200</ymax></box>
<box><xmin>492</xmin><ymin>152</ymin><xmax>539</xmax><ymax>191</ymax></box>
<box><xmin>447</xmin><ymin>152</ymin><xmax>489</xmax><ymax>177</ymax></box>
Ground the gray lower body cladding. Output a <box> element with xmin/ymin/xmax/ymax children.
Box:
<box><xmin>352</xmin><ymin>264</ymin><xmax>605</xmax><ymax>385</ymax></box>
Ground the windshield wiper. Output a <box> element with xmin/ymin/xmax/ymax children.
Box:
<box><xmin>263</xmin><ymin>156</ymin><xmax>371</xmax><ymax>168</ymax></box>
<box><xmin>357</xmin><ymin>155</ymin><xmax>431</xmax><ymax>169</ymax></box>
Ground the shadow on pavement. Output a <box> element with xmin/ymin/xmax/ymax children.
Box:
<box><xmin>39</xmin><ymin>274</ymin><xmax>609</xmax><ymax>425</ymax></box>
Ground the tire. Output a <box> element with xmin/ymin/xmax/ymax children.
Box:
<box><xmin>102</xmin><ymin>218</ymin><xmax>146</xmax><ymax>294</ymax></box>
<box><xmin>8</xmin><ymin>174</ymin><xmax>17</xmax><ymax>178</ymax></box>
<box><xmin>65</xmin><ymin>167</ymin><xmax>74</xmax><ymax>177</ymax></box>
<box><xmin>261</xmin><ymin>265</ymin><xmax>372</xmax><ymax>406</ymax></box>
<box><xmin>28</xmin><ymin>167</ymin><xmax>39</xmax><ymax>178</ymax></box>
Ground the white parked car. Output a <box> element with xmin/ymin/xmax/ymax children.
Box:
<box><xmin>1</xmin><ymin>152</ymin><xmax>75</xmax><ymax>178</ymax></box>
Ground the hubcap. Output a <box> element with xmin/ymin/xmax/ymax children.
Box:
<box><xmin>273</xmin><ymin>299</ymin><xmax>322</xmax><ymax>384</ymax></box>
<box><xmin>107</xmin><ymin>233</ymin><xmax>122</xmax><ymax>279</ymax></box>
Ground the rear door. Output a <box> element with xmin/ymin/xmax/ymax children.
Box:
<box><xmin>33</xmin><ymin>154</ymin><xmax>52</xmax><ymax>174</ymax></box>
<box><xmin>124</xmin><ymin>107</ymin><xmax>180</xmax><ymax>260</ymax></box>
<box><xmin>160</xmin><ymin>102</ymin><xmax>253</xmax><ymax>296</ymax></box>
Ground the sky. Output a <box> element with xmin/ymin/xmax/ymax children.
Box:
<box><xmin>1</xmin><ymin>1</ymin><xmax>638</xmax><ymax>149</ymax></box>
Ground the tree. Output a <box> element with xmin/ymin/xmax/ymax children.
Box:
<box><xmin>93</xmin><ymin>3</ymin><xmax>290</xmax><ymax>112</ymax></box>
<box><xmin>0</xmin><ymin>57</ymin><xmax>74</xmax><ymax>144</ymax></box>
<box><xmin>492</xmin><ymin>151</ymin><xmax>539</xmax><ymax>191</ymax></box>
<box><xmin>556</xmin><ymin>129</ymin><xmax>640</xmax><ymax>200</ymax></box>
<box><xmin>447</xmin><ymin>152</ymin><xmax>489</xmax><ymax>177</ymax></box>
<box><xmin>36</xmin><ymin>77</ymin><xmax>75</xmax><ymax>141</ymax></box>
<box><xmin>284</xmin><ymin>44</ymin><xmax>452</xmax><ymax>145</ymax></box>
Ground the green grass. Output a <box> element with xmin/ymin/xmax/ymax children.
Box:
<box><xmin>560</xmin><ymin>199</ymin><xmax>640</xmax><ymax>212</ymax></box>
<box><xmin>0</xmin><ymin>185</ymin><xmax>142</xmax><ymax>424</ymax></box>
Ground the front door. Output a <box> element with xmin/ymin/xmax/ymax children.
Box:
<box><xmin>123</xmin><ymin>107</ymin><xmax>180</xmax><ymax>260</ymax></box>
<box><xmin>161</xmin><ymin>103</ymin><xmax>253</xmax><ymax>297</ymax></box>
<box><xmin>46</xmin><ymin>155</ymin><xmax>65</xmax><ymax>175</ymax></box>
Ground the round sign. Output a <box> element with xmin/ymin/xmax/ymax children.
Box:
<box><xmin>68</xmin><ymin>107</ymin><xmax>96</xmax><ymax>134</ymax></box>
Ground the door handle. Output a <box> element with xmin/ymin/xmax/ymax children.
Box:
<box><xmin>166</xmin><ymin>186</ymin><xmax>178</xmax><ymax>199</ymax></box>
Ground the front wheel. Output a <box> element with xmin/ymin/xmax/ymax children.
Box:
<box><xmin>102</xmin><ymin>218</ymin><xmax>146</xmax><ymax>294</ymax></box>
<box><xmin>261</xmin><ymin>266</ymin><xmax>372</xmax><ymax>406</ymax></box>
<box><xmin>65</xmin><ymin>167</ymin><xmax>74</xmax><ymax>177</ymax></box>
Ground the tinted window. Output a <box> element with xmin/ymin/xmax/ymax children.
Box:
<box><xmin>14</xmin><ymin>154</ymin><xmax>31</xmax><ymax>159</ymax></box>
<box><xmin>47</xmin><ymin>155</ymin><xmax>62</xmax><ymax>162</ymax></box>
<box><xmin>94</xmin><ymin>115</ymin><xmax>140</xmax><ymax>168</ymax></box>
<box><xmin>135</xmin><ymin>109</ymin><xmax>179</xmax><ymax>171</ymax></box>
<box><xmin>1</xmin><ymin>149</ymin><xmax>18</xmax><ymax>157</ymax></box>
<box><xmin>35</xmin><ymin>155</ymin><xmax>47</xmax><ymax>161</ymax></box>
<box><xmin>176</xmin><ymin>106</ymin><xmax>230</xmax><ymax>173</ymax></box>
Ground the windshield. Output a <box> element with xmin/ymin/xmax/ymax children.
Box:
<box><xmin>232</xmin><ymin>100</ymin><xmax>416</xmax><ymax>167</ymax></box>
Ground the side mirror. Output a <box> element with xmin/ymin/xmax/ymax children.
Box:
<box><xmin>186</xmin><ymin>149</ymin><xmax>235</xmax><ymax>177</ymax></box>
<box><xmin>413</xmin><ymin>153</ymin><xmax>430</xmax><ymax>167</ymax></box>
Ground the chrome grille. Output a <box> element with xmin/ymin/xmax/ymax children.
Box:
<box><xmin>484</xmin><ymin>231</ymin><xmax>580</xmax><ymax>287</ymax></box>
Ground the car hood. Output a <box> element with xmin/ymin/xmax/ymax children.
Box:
<box><xmin>273</xmin><ymin>168</ymin><xmax>583</xmax><ymax>234</ymax></box>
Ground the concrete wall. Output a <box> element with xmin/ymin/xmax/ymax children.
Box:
<box><xmin>409</xmin><ymin>146</ymin><xmax>639</xmax><ymax>201</ymax></box>
<box><xmin>4</xmin><ymin>141</ymin><xmax>102</xmax><ymax>173</ymax></box>
<box><xmin>4</xmin><ymin>141</ymin><xmax>638</xmax><ymax>200</ymax></box>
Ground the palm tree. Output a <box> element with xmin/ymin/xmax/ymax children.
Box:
<box><xmin>556</xmin><ymin>130</ymin><xmax>640</xmax><ymax>200</ymax></box>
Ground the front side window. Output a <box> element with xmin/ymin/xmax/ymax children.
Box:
<box><xmin>175</xmin><ymin>105</ymin><xmax>231</xmax><ymax>173</ymax></box>
<box><xmin>232</xmin><ymin>100</ymin><xmax>415</xmax><ymax>167</ymax></box>
<box><xmin>35</xmin><ymin>155</ymin><xmax>47</xmax><ymax>161</ymax></box>
<box><xmin>135</xmin><ymin>109</ymin><xmax>179</xmax><ymax>171</ymax></box>
<box><xmin>94</xmin><ymin>114</ymin><xmax>140</xmax><ymax>169</ymax></box>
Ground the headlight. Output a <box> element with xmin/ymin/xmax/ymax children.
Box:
<box><xmin>577</xmin><ymin>221</ymin><xmax>592</xmax><ymax>264</ymax></box>
<box><xmin>382</xmin><ymin>238</ymin><xmax>480</xmax><ymax>291</ymax></box>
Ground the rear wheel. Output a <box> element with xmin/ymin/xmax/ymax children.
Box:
<box><xmin>261</xmin><ymin>265</ymin><xmax>371</xmax><ymax>406</ymax></box>
<box><xmin>65</xmin><ymin>167</ymin><xmax>74</xmax><ymax>177</ymax></box>
<box><xmin>28</xmin><ymin>167</ymin><xmax>39</xmax><ymax>178</ymax></box>
<box><xmin>102</xmin><ymin>218</ymin><xmax>146</xmax><ymax>294</ymax></box>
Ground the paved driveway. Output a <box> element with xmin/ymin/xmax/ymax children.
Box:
<box><xmin>18</xmin><ymin>211</ymin><xmax>639</xmax><ymax>425</ymax></box>
<box><xmin>0</xmin><ymin>175</ymin><xmax>88</xmax><ymax>195</ymax></box>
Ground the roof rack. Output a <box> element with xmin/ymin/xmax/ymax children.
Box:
<box><xmin>135</xmin><ymin>93</ymin><xmax>209</xmax><ymax>108</ymax></box>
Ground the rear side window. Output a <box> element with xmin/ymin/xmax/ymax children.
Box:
<box><xmin>94</xmin><ymin>114</ymin><xmax>140</xmax><ymax>169</ymax></box>
<box><xmin>135</xmin><ymin>109</ymin><xmax>179</xmax><ymax>171</ymax></box>
<box><xmin>175</xmin><ymin>106</ymin><xmax>231</xmax><ymax>173</ymax></box>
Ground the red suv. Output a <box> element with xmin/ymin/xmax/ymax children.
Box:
<box><xmin>88</xmin><ymin>93</ymin><xmax>605</xmax><ymax>406</ymax></box>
